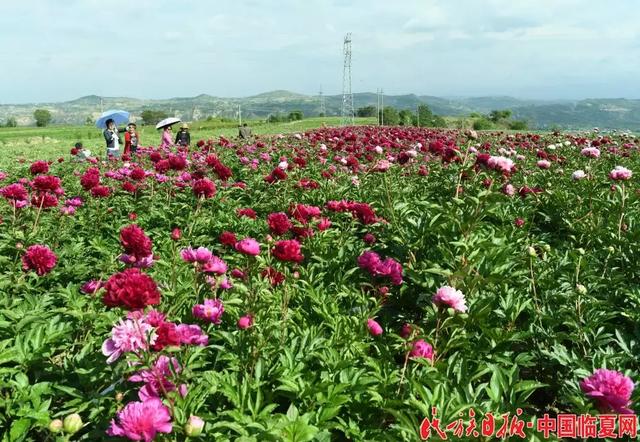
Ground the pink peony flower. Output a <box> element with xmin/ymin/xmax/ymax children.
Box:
<box><xmin>580</xmin><ymin>368</ymin><xmax>634</xmax><ymax>414</ymax></box>
<box><xmin>410</xmin><ymin>339</ymin><xmax>434</xmax><ymax>360</ymax></box>
<box><xmin>192</xmin><ymin>299</ymin><xmax>224</xmax><ymax>324</ymax></box>
<box><xmin>235</xmin><ymin>238</ymin><xmax>260</xmax><ymax>256</ymax></box>
<box><xmin>581</xmin><ymin>147</ymin><xmax>601</xmax><ymax>158</ymax></box>
<box><xmin>106</xmin><ymin>398</ymin><xmax>173</xmax><ymax>441</ymax></box>
<box><xmin>537</xmin><ymin>160</ymin><xmax>551</xmax><ymax>169</ymax></box>
<box><xmin>609</xmin><ymin>166</ymin><xmax>632</xmax><ymax>181</ymax></box>
<box><xmin>102</xmin><ymin>318</ymin><xmax>155</xmax><ymax>364</ymax></box>
<box><xmin>487</xmin><ymin>156</ymin><xmax>515</xmax><ymax>173</ymax></box>
<box><xmin>572</xmin><ymin>170</ymin><xmax>586</xmax><ymax>180</ymax></box>
<box><xmin>432</xmin><ymin>286</ymin><xmax>468</xmax><ymax>313</ymax></box>
<box><xmin>367</xmin><ymin>318</ymin><xmax>383</xmax><ymax>336</ymax></box>
<box><xmin>238</xmin><ymin>315</ymin><xmax>253</xmax><ymax>329</ymax></box>
<box><xmin>502</xmin><ymin>184</ymin><xmax>516</xmax><ymax>196</ymax></box>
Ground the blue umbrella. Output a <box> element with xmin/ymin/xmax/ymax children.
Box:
<box><xmin>95</xmin><ymin>109</ymin><xmax>130</xmax><ymax>129</ymax></box>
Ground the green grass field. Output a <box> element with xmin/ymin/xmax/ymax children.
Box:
<box><xmin>0</xmin><ymin>117</ymin><xmax>376</xmax><ymax>167</ymax></box>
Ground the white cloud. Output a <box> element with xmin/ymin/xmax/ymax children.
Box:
<box><xmin>0</xmin><ymin>0</ymin><xmax>639</xmax><ymax>102</ymax></box>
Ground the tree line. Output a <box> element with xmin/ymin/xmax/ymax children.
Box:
<box><xmin>356</xmin><ymin>104</ymin><xmax>447</xmax><ymax>127</ymax></box>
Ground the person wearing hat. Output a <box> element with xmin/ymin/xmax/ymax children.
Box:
<box><xmin>175</xmin><ymin>123</ymin><xmax>191</xmax><ymax>147</ymax></box>
<box><xmin>124</xmin><ymin>123</ymin><xmax>140</xmax><ymax>155</ymax></box>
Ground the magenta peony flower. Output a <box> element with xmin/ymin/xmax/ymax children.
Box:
<box><xmin>102</xmin><ymin>318</ymin><xmax>155</xmax><ymax>364</ymax></box>
<box><xmin>235</xmin><ymin>238</ymin><xmax>260</xmax><ymax>256</ymax></box>
<box><xmin>176</xmin><ymin>324</ymin><xmax>209</xmax><ymax>346</ymax></box>
<box><xmin>129</xmin><ymin>355</ymin><xmax>181</xmax><ymax>401</ymax></box>
<box><xmin>410</xmin><ymin>339</ymin><xmax>434</xmax><ymax>360</ymax></box>
<box><xmin>22</xmin><ymin>245</ymin><xmax>57</xmax><ymax>276</ymax></box>
<box><xmin>180</xmin><ymin>246</ymin><xmax>214</xmax><ymax>264</ymax></box>
<box><xmin>238</xmin><ymin>315</ymin><xmax>253</xmax><ymax>329</ymax></box>
<box><xmin>192</xmin><ymin>299</ymin><xmax>224</xmax><ymax>324</ymax></box>
<box><xmin>201</xmin><ymin>256</ymin><xmax>227</xmax><ymax>275</ymax></box>
<box><xmin>81</xmin><ymin>279</ymin><xmax>104</xmax><ymax>294</ymax></box>
<box><xmin>106</xmin><ymin>398</ymin><xmax>173</xmax><ymax>441</ymax></box>
<box><xmin>432</xmin><ymin>286</ymin><xmax>468</xmax><ymax>313</ymax></box>
<box><xmin>580</xmin><ymin>368</ymin><xmax>634</xmax><ymax>414</ymax></box>
<box><xmin>367</xmin><ymin>318</ymin><xmax>383</xmax><ymax>336</ymax></box>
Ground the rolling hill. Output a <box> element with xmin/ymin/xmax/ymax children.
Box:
<box><xmin>1</xmin><ymin>91</ymin><xmax>638</xmax><ymax>130</ymax></box>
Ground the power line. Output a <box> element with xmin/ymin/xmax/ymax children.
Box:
<box><xmin>341</xmin><ymin>33</ymin><xmax>354</xmax><ymax>126</ymax></box>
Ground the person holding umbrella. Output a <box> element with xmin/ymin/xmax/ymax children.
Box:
<box><xmin>160</xmin><ymin>126</ymin><xmax>174</xmax><ymax>149</ymax></box>
<box><xmin>156</xmin><ymin>117</ymin><xmax>181</xmax><ymax>150</ymax></box>
<box><xmin>175</xmin><ymin>123</ymin><xmax>191</xmax><ymax>147</ymax></box>
<box><xmin>96</xmin><ymin>109</ymin><xmax>130</xmax><ymax>159</ymax></box>
<box><xmin>104</xmin><ymin>119</ymin><xmax>123</xmax><ymax>158</ymax></box>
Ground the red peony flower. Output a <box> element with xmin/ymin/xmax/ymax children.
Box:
<box><xmin>151</xmin><ymin>322</ymin><xmax>182</xmax><ymax>351</ymax></box>
<box><xmin>272</xmin><ymin>239</ymin><xmax>304</xmax><ymax>263</ymax></box>
<box><xmin>120</xmin><ymin>224</ymin><xmax>153</xmax><ymax>260</ymax></box>
<box><xmin>102</xmin><ymin>268</ymin><xmax>161</xmax><ymax>310</ymax></box>
<box><xmin>91</xmin><ymin>185</ymin><xmax>111</xmax><ymax>198</ymax></box>
<box><xmin>29</xmin><ymin>160</ymin><xmax>49</xmax><ymax>175</ymax></box>
<box><xmin>80</xmin><ymin>168</ymin><xmax>101</xmax><ymax>190</ymax></box>
<box><xmin>267</xmin><ymin>212</ymin><xmax>292</xmax><ymax>235</ymax></box>
<box><xmin>237</xmin><ymin>208</ymin><xmax>257</xmax><ymax>219</ymax></box>
<box><xmin>22</xmin><ymin>244</ymin><xmax>57</xmax><ymax>276</ymax></box>
<box><xmin>219</xmin><ymin>231</ymin><xmax>237</xmax><ymax>247</ymax></box>
<box><xmin>31</xmin><ymin>175</ymin><xmax>61</xmax><ymax>193</ymax></box>
<box><xmin>261</xmin><ymin>267</ymin><xmax>285</xmax><ymax>286</ymax></box>
<box><xmin>129</xmin><ymin>168</ymin><xmax>146</xmax><ymax>181</ymax></box>
<box><xmin>192</xmin><ymin>178</ymin><xmax>216</xmax><ymax>198</ymax></box>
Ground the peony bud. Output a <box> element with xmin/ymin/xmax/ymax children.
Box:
<box><xmin>185</xmin><ymin>415</ymin><xmax>205</xmax><ymax>437</ymax></box>
<box><xmin>237</xmin><ymin>315</ymin><xmax>253</xmax><ymax>329</ymax></box>
<box><xmin>49</xmin><ymin>419</ymin><xmax>63</xmax><ymax>433</ymax></box>
<box><xmin>576</xmin><ymin>284</ymin><xmax>587</xmax><ymax>295</ymax></box>
<box><xmin>171</xmin><ymin>228</ymin><xmax>182</xmax><ymax>241</ymax></box>
<box><xmin>608</xmin><ymin>246</ymin><xmax>615</xmax><ymax>254</ymax></box>
<box><xmin>576</xmin><ymin>248</ymin><xmax>585</xmax><ymax>256</ymax></box>
<box><xmin>527</xmin><ymin>246</ymin><xmax>537</xmax><ymax>257</ymax></box>
<box><xmin>63</xmin><ymin>413</ymin><xmax>83</xmax><ymax>434</ymax></box>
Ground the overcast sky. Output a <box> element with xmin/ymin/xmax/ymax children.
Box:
<box><xmin>1</xmin><ymin>0</ymin><xmax>639</xmax><ymax>103</ymax></box>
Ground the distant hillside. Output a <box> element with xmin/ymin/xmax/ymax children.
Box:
<box><xmin>0</xmin><ymin>91</ymin><xmax>638</xmax><ymax>130</ymax></box>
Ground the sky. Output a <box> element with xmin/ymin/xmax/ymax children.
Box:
<box><xmin>1</xmin><ymin>0</ymin><xmax>639</xmax><ymax>103</ymax></box>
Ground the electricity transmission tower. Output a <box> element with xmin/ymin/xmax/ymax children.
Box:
<box><xmin>319</xmin><ymin>86</ymin><xmax>326</xmax><ymax>117</ymax></box>
<box><xmin>341</xmin><ymin>33</ymin><xmax>354</xmax><ymax>126</ymax></box>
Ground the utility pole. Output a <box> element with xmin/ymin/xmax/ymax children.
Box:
<box><xmin>376</xmin><ymin>88</ymin><xmax>380</xmax><ymax>125</ymax></box>
<box><xmin>380</xmin><ymin>88</ymin><xmax>384</xmax><ymax>126</ymax></box>
<box><xmin>238</xmin><ymin>104</ymin><xmax>242</xmax><ymax>126</ymax></box>
<box><xmin>319</xmin><ymin>85</ymin><xmax>326</xmax><ymax>117</ymax></box>
<box><xmin>416</xmin><ymin>104</ymin><xmax>420</xmax><ymax>127</ymax></box>
<box><xmin>340</xmin><ymin>33</ymin><xmax>355</xmax><ymax>126</ymax></box>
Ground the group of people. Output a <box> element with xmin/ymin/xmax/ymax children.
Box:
<box><xmin>102</xmin><ymin>119</ymin><xmax>192</xmax><ymax>158</ymax></box>
<box><xmin>89</xmin><ymin>118</ymin><xmax>253</xmax><ymax>160</ymax></box>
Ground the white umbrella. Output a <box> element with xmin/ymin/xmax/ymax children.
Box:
<box><xmin>156</xmin><ymin>117</ymin><xmax>181</xmax><ymax>129</ymax></box>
